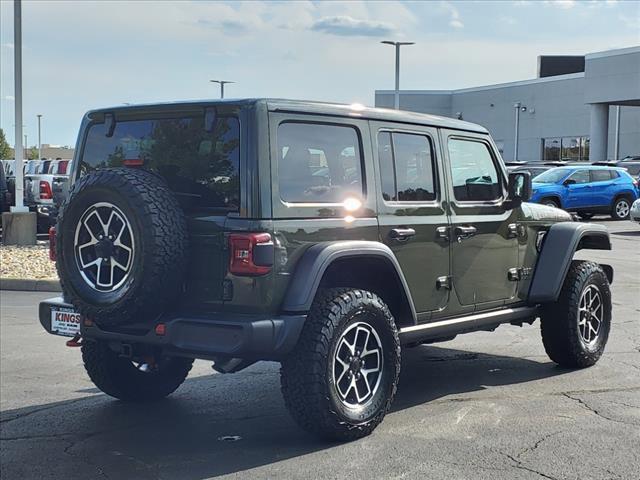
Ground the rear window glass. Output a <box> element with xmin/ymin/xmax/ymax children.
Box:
<box><xmin>81</xmin><ymin>116</ymin><xmax>240</xmax><ymax>211</ymax></box>
<box><xmin>591</xmin><ymin>170</ymin><xmax>612</xmax><ymax>182</ymax></box>
<box><xmin>277</xmin><ymin>122</ymin><xmax>363</xmax><ymax>203</ymax></box>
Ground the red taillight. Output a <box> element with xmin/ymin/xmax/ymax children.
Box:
<box><xmin>123</xmin><ymin>158</ymin><xmax>144</xmax><ymax>166</ymax></box>
<box><xmin>39</xmin><ymin>181</ymin><xmax>53</xmax><ymax>200</ymax></box>
<box><xmin>48</xmin><ymin>226</ymin><xmax>56</xmax><ymax>262</ymax></box>
<box><xmin>228</xmin><ymin>233</ymin><xmax>273</xmax><ymax>276</ymax></box>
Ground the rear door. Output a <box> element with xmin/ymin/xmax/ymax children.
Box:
<box><xmin>76</xmin><ymin>106</ymin><xmax>246</xmax><ymax>311</ymax></box>
<box><xmin>442</xmin><ymin>130</ymin><xmax>519</xmax><ymax>312</ymax></box>
<box><xmin>370</xmin><ymin>122</ymin><xmax>450</xmax><ymax>318</ymax></box>
<box><xmin>589</xmin><ymin>169</ymin><xmax>616</xmax><ymax>206</ymax></box>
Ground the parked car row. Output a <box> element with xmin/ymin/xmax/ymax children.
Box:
<box><xmin>1</xmin><ymin>158</ymin><xmax>72</xmax><ymax>229</ymax></box>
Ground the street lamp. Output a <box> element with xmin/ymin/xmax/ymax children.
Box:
<box><xmin>210</xmin><ymin>79</ymin><xmax>234</xmax><ymax>99</ymax></box>
<box><xmin>381</xmin><ymin>41</ymin><xmax>415</xmax><ymax>110</ymax></box>
<box><xmin>513</xmin><ymin>102</ymin><xmax>527</xmax><ymax>161</ymax></box>
<box><xmin>37</xmin><ymin>114</ymin><xmax>42</xmax><ymax>159</ymax></box>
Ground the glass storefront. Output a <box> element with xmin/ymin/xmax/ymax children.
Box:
<box><xmin>542</xmin><ymin>136</ymin><xmax>589</xmax><ymax>161</ymax></box>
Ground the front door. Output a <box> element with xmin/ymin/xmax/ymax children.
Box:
<box><xmin>442</xmin><ymin>131</ymin><xmax>519</xmax><ymax>311</ymax></box>
<box><xmin>564</xmin><ymin>169</ymin><xmax>592</xmax><ymax>209</ymax></box>
<box><xmin>371</xmin><ymin>122</ymin><xmax>450</xmax><ymax>318</ymax></box>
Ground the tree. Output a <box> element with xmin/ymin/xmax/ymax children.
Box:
<box><xmin>27</xmin><ymin>147</ymin><xmax>39</xmax><ymax>160</ymax></box>
<box><xmin>0</xmin><ymin>128</ymin><xmax>11</xmax><ymax>159</ymax></box>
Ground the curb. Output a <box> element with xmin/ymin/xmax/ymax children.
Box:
<box><xmin>0</xmin><ymin>278</ymin><xmax>61</xmax><ymax>292</ymax></box>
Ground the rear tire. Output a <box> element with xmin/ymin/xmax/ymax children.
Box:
<box><xmin>280</xmin><ymin>288</ymin><xmax>401</xmax><ymax>441</ymax></box>
<box><xmin>540</xmin><ymin>261</ymin><xmax>611</xmax><ymax>368</ymax></box>
<box><xmin>611</xmin><ymin>196</ymin><xmax>631</xmax><ymax>220</ymax></box>
<box><xmin>82</xmin><ymin>341</ymin><xmax>193</xmax><ymax>402</ymax></box>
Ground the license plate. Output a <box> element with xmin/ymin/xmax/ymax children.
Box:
<box><xmin>50</xmin><ymin>307</ymin><xmax>81</xmax><ymax>337</ymax></box>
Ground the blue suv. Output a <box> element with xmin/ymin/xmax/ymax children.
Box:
<box><xmin>530</xmin><ymin>166</ymin><xmax>639</xmax><ymax>220</ymax></box>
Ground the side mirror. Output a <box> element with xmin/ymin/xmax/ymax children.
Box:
<box><xmin>563</xmin><ymin>179</ymin><xmax>576</xmax><ymax>186</ymax></box>
<box><xmin>506</xmin><ymin>171</ymin><xmax>531</xmax><ymax>209</ymax></box>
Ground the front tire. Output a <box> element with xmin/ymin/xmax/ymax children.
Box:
<box><xmin>280</xmin><ymin>288</ymin><xmax>401</xmax><ymax>441</ymax></box>
<box><xmin>542</xmin><ymin>198</ymin><xmax>560</xmax><ymax>209</ymax></box>
<box><xmin>82</xmin><ymin>341</ymin><xmax>193</xmax><ymax>402</ymax></box>
<box><xmin>540</xmin><ymin>261</ymin><xmax>611</xmax><ymax>368</ymax></box>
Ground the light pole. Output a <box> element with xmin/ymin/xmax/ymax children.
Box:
<box><xmin>37</xmin><ymin>114</ymin><xmax>42</xmax><ymax>159</ymax></box>
<box><xmin>381</xmin><ymin>41</ymin><xmax>414</xmax><ymax>110</ymax></box>
<box><xmin>210</xmin><ymin>80</ymin><xmax>234</xmax><ymax>99</ymax></box>
<box><xmin>513</xmin><ymin>102</ymin><xmax>526</xmax><ymax>161</ymax></box>
<box><xmin>12</xmin><ymin>0</ymin><xmax>26</xmax><ymax>212</ymax></box>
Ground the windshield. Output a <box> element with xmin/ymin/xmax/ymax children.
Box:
<box><xmin>533</xmin><ymin>169</ymin><xmax>570</xmax><ymax>184</ymax></box>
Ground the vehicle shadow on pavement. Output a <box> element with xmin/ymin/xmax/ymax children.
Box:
<box><xmin>0</xmin><ymin>345</ymin><xmax>571</xmax><ymax>479</ymax></box>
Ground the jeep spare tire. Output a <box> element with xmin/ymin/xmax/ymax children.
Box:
<box><xmin>56</xmin><ymin>168</ymin><xmax>188</xmax><ymax>327</ymax></box>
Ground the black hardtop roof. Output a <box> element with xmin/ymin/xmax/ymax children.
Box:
<box><xmin>87</xmin><ymin>98</ymin><xmax>488</xmax><ymax>134</ymax></box>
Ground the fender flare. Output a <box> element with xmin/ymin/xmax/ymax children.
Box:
<box><xmin>528</xmin><ymin>222</ymin><xmax>612</xmax><ymax>304</ymax></box>
<box><xmin>281</xmin><ymin>241</ymin><xmax>417</xmax><ymax>322</ymax></box>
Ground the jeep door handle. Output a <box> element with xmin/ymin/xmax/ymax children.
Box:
<box><xmin>389</xmin><ymin>227</ymin><xmax>416</xmax><ymax>241</ymax></box>
<box><xmin>455</xmin><ymin>225</ymin><xmax>477</xmax><ymax>242</ymax></box>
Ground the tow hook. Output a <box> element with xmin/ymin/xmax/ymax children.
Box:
<box><xmin>65</xmin><ymin>334</ymin><xmax>83</xmax><ymax>347</ymax></box>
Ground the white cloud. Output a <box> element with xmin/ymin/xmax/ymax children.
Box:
<box><xmin>311</xmin><ymin>16</ymin><xmax>396</xmax><ymax>37</ymax></box>
<box><xmin>441</xmin><ymin>1</ymin><xmax>465</xmax><ymax>29</ymax></box>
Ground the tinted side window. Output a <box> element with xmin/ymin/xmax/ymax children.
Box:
<box><xmin>377</xmin><ymin>131</ymin><xmax>436</xmax><ymax>202</ymax></box>
<box><xmin>568</xmin><ymin>170</ymin><xmax>590</xmax><ymax>184</ymax></box>
<box><xmin>448</xmin><ymin>139</ymin><xmax>501</xmax><ymax>201</ymax></box>
<box><xmin>591</xmin><ymin>170</ymin><xmax>612</xmax><ymax>182</ymax></box>
<box><xmin>277</xmin><ymin>122</ymin><xmax>363</xmax><ymax>203</ymax></box>
<box><xmin>81</xmin><ymin>116</ymin><xmax>241</xmax><ymax>212</ymax></box>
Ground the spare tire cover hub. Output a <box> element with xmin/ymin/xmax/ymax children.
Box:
<box><xmin>74</xmin><ymin>201</ymin><xmax>135</xmax><ymax>292</ymax></box>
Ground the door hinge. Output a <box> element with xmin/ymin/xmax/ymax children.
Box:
<box><xmin>507</xmin><ymin>223</ymin><xmax>519</xmax><ymax>239</ymax></box>
<box><xmin>436</xmin><ymin>276</ymin><xmax>452</xmax><ymax>290</ymax></box>
<box><xmin>508</xmin><ymin>267</ymin><xmax>532</xmax><ymax>282</ymax></box>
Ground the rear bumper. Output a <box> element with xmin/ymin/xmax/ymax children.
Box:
<box><xmin>39</xmin><ymin>297</ymin><xmax>306</xmax><ymax>361</ymax></box>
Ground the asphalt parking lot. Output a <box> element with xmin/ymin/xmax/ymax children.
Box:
<box><xmin>1</xmin><ymin>219</ymin><xmax>638</xmax><ymax>480</ymax></box>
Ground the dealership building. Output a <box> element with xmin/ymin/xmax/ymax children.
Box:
<box><xmin>375</xmin><ymin>46</ymin><xmax>640</xmax><ymax>162</ymax></box>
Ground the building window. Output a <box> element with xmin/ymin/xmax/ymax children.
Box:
<box><xmin>542</xmin><ymin>136</ymin><xmax>589</xmax><ymax>161</ymax></box>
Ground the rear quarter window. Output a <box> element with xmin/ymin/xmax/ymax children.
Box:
<box><xmin>277</xmin><ymin>122</ymin><xmax>364</xmax><ymax>203</ymax></box>
<box><xmin>80</xmin><ymin>116</ymin><xmax>240</xmax><ymax>212</ymax></box>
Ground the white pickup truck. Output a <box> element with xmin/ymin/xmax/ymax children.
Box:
<box><xmin>24</xmin><ymin>159</ymin><xmax>71</xmax><ymax>230</ymax></box>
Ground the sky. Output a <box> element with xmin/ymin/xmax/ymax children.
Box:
<box><xmin>1</xmin><ymin>0</ymin><xmax>638</xmax><ymax>147</ymax></box>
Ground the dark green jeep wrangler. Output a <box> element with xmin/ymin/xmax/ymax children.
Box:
<box><xmin>40</xmin><ymin>99</ymin><xmax>613</xmax><ymax>440</ymax></box>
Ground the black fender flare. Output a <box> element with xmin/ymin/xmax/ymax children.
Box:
<box><xmin>528</xmin><ymin>222</ymin><xmax>612</xmax><ymax>304</ymax></box>
<box><xmin>281</xmin><ymin>241</ymin><xmax>417</xmax><ymax>323</ymax></box>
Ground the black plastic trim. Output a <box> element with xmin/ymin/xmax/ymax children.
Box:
<box><xmin>39</xmin><ymin>297</ymin><xmax>305</xmax><ymax>361</ymax></box>
<box><xmin>281</xmin><ymin>241</ymin><xmax>418</xmax><ymax>322</ymax></box>
<box><xmin>528</xmin><ymin>222</ymin><xmax>612</xmax><ymax>304</ymax></box>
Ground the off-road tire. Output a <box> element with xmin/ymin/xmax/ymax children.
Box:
<box><xmin>540</xmin><ymin>260</ymin><xmax>611</xmax><ymax>368</ymax></box>
<box><xmin>611</xmin><ymin>196</ymin><xmax>631</xmax><ymax>220</ymax></box>
<box><xmin>56</xmin><ymin>168</ymin><xmax>188</xmax><ymax>327</ymax></box>
<box><xmin>280</xmin><ymin>288</ymin><xmax>401</xmax><ymax>441</ymax></box>
<box><xmin>82</xmin><ymin>340</ymin><xmax>193</xmax><ymax>401</ymax></box>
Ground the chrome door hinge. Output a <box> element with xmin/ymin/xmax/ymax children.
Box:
<box><xmin>508</xmin><ymin>267</ymin><xmax>532</xmax><ymax>281</ymax></box>
<box><xmin>436</xmin><ymin>276</ymin><xmax>452</xmax><ymax>290</ymax></box>
<box><xmin>507</xmin><ymin>223</ymin><xmax>519</xmax><ymax>239</ymax></box>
